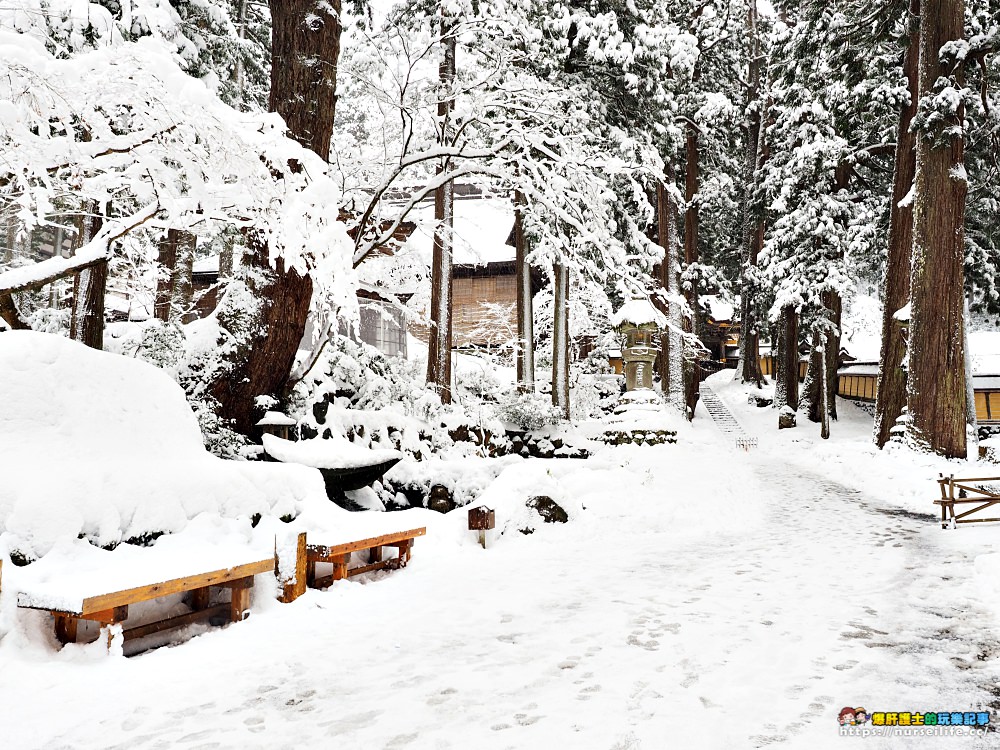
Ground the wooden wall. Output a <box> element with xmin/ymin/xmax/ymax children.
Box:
<box><xmin>411</xmin><ymin>274</ymin><xmax>517</xmax><ymax>348</ymax></box>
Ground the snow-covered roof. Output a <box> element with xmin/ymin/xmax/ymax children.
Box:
<box><xmin>611</xmin><ymin>298</ymin><xmax>666</xmax><ymax>328</ymax></box>
<box><xmin>193</xmin><ymin>254</ymin><xmax>219</xmax><ymax>274</ymax></box>
<box><xmin>702</xmin><ymin>294</ymin><xmax>734</xmax><ymax>323</ymax></box>
<box><xmin>256</xmin><ymin>410</ymin><xmax>297</xmax><ymax>427</ymax></box>
<box><xmin>400</xmin><ymin>197</ymin><xmax>515</xmax><ymax>267</ymax></box>
<box><xmin>974</xmin><ymin>375</ymin><xmax>1000</xmax><ymax>391</ymax></box>
<box><xmin>838</xmin><ymin>362</ymin><xmax>880</xmax><ymax>377</ymax></box>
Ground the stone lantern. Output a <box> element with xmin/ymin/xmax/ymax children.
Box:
<box><xmin>256</xmin><ymin>410</ymin><xmax>297</xmax><ymax>440</ymax></box>
<box><xmin>611</xmin><ymin>298</ymin><xmax>666</xmax><ymax>393</ymax></box>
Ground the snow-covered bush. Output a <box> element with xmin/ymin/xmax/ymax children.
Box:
<box><xmin>135</xmin><ymin>320</ymin><xmax>186</xmax><ymax>371</ymax></box>
<box><xmin>494</xmin><ymin>391</ymin><xmax>563</xmax><ymax>431</ymax></box>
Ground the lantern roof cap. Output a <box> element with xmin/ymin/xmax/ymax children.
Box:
<box><xmin>611</xmin><ymin>297</ymin><xmax>666</xmax><ymax>330</ymax></box>
<box><xmin>256</xmin><ymin>410</ymin><xmax>297</xmax><ymax>427</ymax></box>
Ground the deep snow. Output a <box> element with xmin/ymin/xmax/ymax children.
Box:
<box><xmin>3</xmin><ymin>334</ymin><xmax>1000</xmax><ymax>748</ymax></box>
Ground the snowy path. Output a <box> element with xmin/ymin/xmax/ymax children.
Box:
<box><xmin>4</xmin><ymin>453</ymin><xmax>1000</xmax><ymax>749</ymax></box>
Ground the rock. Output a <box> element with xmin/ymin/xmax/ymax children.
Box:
<box><xmin>527</xmin><ymin>495</ymin><xmax>568</xmax><ymax>524</ymax></box>
<box><xmin>533</xmin><ymin>438</ymin><xmax>555</xmax><ymax>458</ymax></box>
<box><xmin>427</xmin><ymin>484</ymin><xmax>456</xmax><ymax>514</ymax></box>
<box><xmin>749</xmin><ymin>394</ymin><xmax>773</xmax><ymax>408</ymax></box>
<box><xmin>778</xmin><ymin>408</ymin><xmax>796</xmax><ymax>430</ymax></box>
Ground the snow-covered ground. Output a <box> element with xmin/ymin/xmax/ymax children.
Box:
<box><xmin>4</xmin><ymin>359</ymin><xmax>1000</xmax><ymax>748</ymax></box>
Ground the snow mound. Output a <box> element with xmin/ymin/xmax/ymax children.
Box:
<box><xmin>0</xmin><ymin>332</ymin><xmax>327</xmax><ymax>559</ymax></box>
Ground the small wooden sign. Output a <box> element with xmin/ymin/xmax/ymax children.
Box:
<box><xmin>468</xmin><ymin>506</ymin><xmax>495</xmax><ymax>549</ymax></box>
<box><xmin>468</xmin><ymin>506</ymin><xmax>495</xmax><ymax>531</ymax></box>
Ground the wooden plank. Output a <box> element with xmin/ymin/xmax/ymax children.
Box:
<box><xmin>954</xmin><ymin>516</ymin><xmax>1000</xmax><ymax>525</ymax></box>
<box><xmin>80</xmin><ymin>605</ymin><xmax>129</xmax><ymax>624</ymax></box>
<box><xmin>347</xmin><ymin>559</ymin><xmax>395</xmax><ymax>577</ymax></box>
<box><xmin>954</xmin><ymin>501</ymin><xmax>1000</xmax><ymax>522</ymax></box>
<box><xmin>79</xmin><ymin>558</ymin><xmax>273</xmax><ymax>615</ymax></box>
<box><xmin>307</xmin><ymin>528</ymin><xmax>426</xmax><ymax>560</ymax></box>
<box><xmin>951</xmin><ymin>484</ymin><xmax>1000</xmax><ymax>499</ymax></box>
<box><xmin>311</xmin><ymin>574</ymin><xmax>334</xmax><ymax>590</ymax></box>
<box><xmin>123</xmin><ymin>604</ymin><xmax>230</xmax><ymax>642</ymax></box>
<box><xmin>934</xmin><ymin>498</ymin><xmax>1000</xmax><ymax>505</ymax></box>
<box><xmin>218</xmin><ymin>577</ymin><xmax>255</xmax><ymax>590</ymax></box>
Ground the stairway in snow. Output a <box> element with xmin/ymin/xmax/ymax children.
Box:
<box><xmin>699</xmin><ymin>383</ymin><xmax>757</xmax><ymax>450</ymax></box>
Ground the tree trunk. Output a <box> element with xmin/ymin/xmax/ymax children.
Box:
<box><xmin>874</xmin><ymin>0</ymin><xmax>920</xmax><ymax>448</ymax></box>
<box><xmin>70</xmin><ymin>210</ymin><xmax>105</xmax><ymax>350</ymax></box>
<box><xmin>426</xmin><ymin>14</ymin><xmax>457</xmax><ymax>403</ymax></box>
<box><xmin>906</xmin><ymin>0</ymin><xmax>968</xmax><ymax>458</ymax></box>
<box><xmin>155</xmin><ymin>231</ymin><xmax>177</xmax><ymax>322</ymax></box>
<box><xmin>170</xmin><ymin>230</ymin><xmax>196</xmax><ymax>324</ymax></box>
<box><xmin>774</xmin><ymin>306</ymin><xmax>799</xmax><ymax>413</ymax></box>
<box><xmin>824</xmin><ymin>291</ymin><xmax>842</xmax><ymax>422</ymax></box>
<box><xmin>682</xmin><ymin>125</ymin><xmax>701</xmax><ymax>419</ymax></box>
<box><xmin>0</xmin><ymin>292</ymin><xmax>30</xmax><ymax>330</ymax></box>
<box><xmin>219</xmin><ymin>234</ymin><xmax>235</xmax><ymax>280</ymax></box>
<box><xmin>552</xmin><ymin>262</ymin><xmax>571</xmax><ymax>420</ymax></box>
<box><xmin>800</xmin><ymin>297</ymin><xmax>841</xmax><ymax>427</ymax></box>
<box><xmin>738</xmin><ymin>0</ymin><xmax>766</xmax><ymax>387</ymax></box>
<box><xmin>514</xmin><ymin>188</ymin><xmax>534</xmax><ymax>393</ymax></box>
<box><xmin>655</xmin><ymin>179</ymin><xmax>684</xmax><ymax>409</ymax></box>
<box><xmin>684</xmin><ymin>123</ymin><xmax>701</xmax><ymax>339</ymax></box>
<box><xmin>268</xmin><ymin>0</ymin><xmax>340</xmax><ymax>157</ymax></box>
<box><xmin>210</xmin><ymin>1</ymin><xmax>341</xmax><ymax>435</ymax></box>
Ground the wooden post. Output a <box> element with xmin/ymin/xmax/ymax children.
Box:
<box><xmin>229</xmin><ymin>579</ymin><xmax>253</xmax><ymax>622</ymax></box>
<box><xmin>190</xmin><ymin>586</ymin><xmax>211</xmax><ymax>611</ymax></box>
<box><xmin>332</xmin><ymin>553</ymin><xmax>350</xmax><ymax>581</ymax></box>
<box><xmin>369</xmin><ymin>546</ymin><xmax>382</xmax><ymax>564</ymax></box>
<box><xmin>278</xmin><ymin>532</ymin><xmax>308</xmax><ymax>604</ymax></box>
<box><xmin>54</xmin><ymin>615</ymin><xmax>78</xmax><ymax>645</ymax></box>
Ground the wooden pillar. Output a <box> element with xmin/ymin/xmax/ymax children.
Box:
<box><xmin>229</xmin><ymin>579</ymin><xmax>253</xmax><ymax>622</ymax></box>
<box><xmin>190</xmin><ymin>587</ymin><xmax>211</xmax><ymax>611</ymax></box>
<box><xmin>332</xmin><ymin>553</ymin><xmax>350</xmax><ymax>581</ymax></box>
<box><xmin>54</xmin><ymin>615</ymin><xmax>78</xmax><ymax>645</ymax></box>
<box><xmin>278</xmin><ymin>532</ymin><xmax>308</xmax><ymax>604</ymax></box>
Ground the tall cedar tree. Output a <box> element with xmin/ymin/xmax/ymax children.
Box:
<box><xmin>906</xmin><ymin>0</ymin><xmax>968</xmax><ymax>457</ymax></box>
<box><xmin>738</xmin><ymin>0</ymin><xmax>767</xmax><ymax>387</ymax></box>
<box><xmin>210</xmin><ymin>1</ymin><xmax>342</xmax><ymax>435</ymax></box>
<box><xmin>874</xmin><ymin>0</ymin><xmax>920</xmax><ymax>448</ymax></box>
<box><xmin>514</xmin><ymin>186</ymin><xmax>535</xmax><ymax>393</ymax></box>
<box><xmin>426</xmin><ymin>12</ymin><xmax>457</xmax><ymax>403</ymax></box>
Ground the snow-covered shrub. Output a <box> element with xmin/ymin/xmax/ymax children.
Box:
<box><xmin>173</xmin><ymin>278</ymin><xmax>261</xmax><ymax>458</ymax></box>
<box><xmin>495</xmin><ymin>390</ymin><xmax>563</xmax><ymax>430</ymax></box>
<box><xmin>570</xmin><ymin>373</ymin><xmax>621</xmax><ymax>420</ymax></box>
<box><xmin>456</xmin><ymin>363</ymin><xmax>505</xmax><ymax>402</ymax></box>
<box><xmin>135</xmin><ymin>320</ymin><xmax>186</xmax><ymax>371</ymax></box>
<box><xmin>296</xmin><ymin>334</ymin><xmax>425</xmax><ymax>413</ymax></box>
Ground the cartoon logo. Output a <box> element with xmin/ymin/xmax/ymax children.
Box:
<box><xmin>838</xmin><ymin>707</ymin><xmax>869</xmax><ymax>726</ymax></box>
